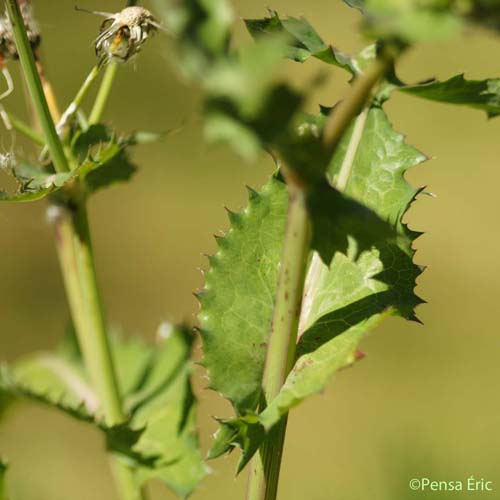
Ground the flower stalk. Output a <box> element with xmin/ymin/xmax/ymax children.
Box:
<box><xmin>57</xmin><ymin>64</ymin><xmax>101</xmax><ymax>133</ymax></box>
<box><xmin>89</xmin><ymin>62</ymin><xmax>119</xmax><ymax>124</ymax></box>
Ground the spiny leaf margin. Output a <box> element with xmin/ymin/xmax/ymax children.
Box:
<box><xmin>204</xmin><ymin>105</ymin><xmax>427</xmax><ymax>471</ymax></box>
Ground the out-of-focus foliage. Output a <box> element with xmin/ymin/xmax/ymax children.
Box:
<box><xmin>344</xmin><ymin>0</ymin><xmax>500</xmax><ymax>41</ymax></box>
<box><xmin>0</xmin><ymin>326</ymin><xmax>207</xmax><ymax>498</ymax></box>
<box><xmin>245</xmin><ymin>11</ymin><xmax>356</xmax><ymax>72</ymax></box>
<box><xmin>0</xmin><ymin>460</ymin><xmax>7</xmax><ymax>500</ymax></box>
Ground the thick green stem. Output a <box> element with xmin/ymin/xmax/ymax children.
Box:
<box><xmin>5</xmin><ymin>0</ymin><xmax>69</xmax><ymax>173</ymax></box>
<box><xmin>57</xmin><ymin>65</ymin><xmax>101</xmax><ymax>133</ymax></box>
<box><xmin>53</xmin><ymin>209</ymin><xmax>89</xmax><ymax>349</ymax></box>
<box><xmin>111</xmin><ymin>455</ymin><xmax>144</xmax><ymax>500</ymax></box>
<box><xmin>246</xmin><ymin>186</ymin><xmax>310</xmax><ymax>500</ymax></box>
<box><xmin>247</xmin><ymin>49</ymin><xmax>396</xmax><ymax>500</ymax></box>
<box><xmin>72</xmin><ymin>204</ymin><xmax>124</xmax><ymax>422</ymax></box>
<box><xmin>53</xmin><ymin>203</ymin><xmax>143</xmax><ymax>500</ymax></box>
<box><xmin>89</xmin><ymin>62</ymin><xmax>119</xmax><ymax>124</ymax></box>
<box><xmin>262</xmin><ymin>188</ymin><xmax>310</xmax><ymax>401</ymax></box>
<box><xmin>53</xmin><ymin>204</ymin><xmax>124</xmax><ymax>424</ymax></box>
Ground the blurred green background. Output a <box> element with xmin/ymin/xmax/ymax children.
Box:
<box><xmin>1</xmin><ymin>0</ymin><xmax>500</xmax><ymax>498</ymax></box>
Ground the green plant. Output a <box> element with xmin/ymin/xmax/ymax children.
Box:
<box><xmin>160</xmin><ymin>0</ymin><xmax>500</xmax><ymax>498</ymax></box>
<box><xmin>1</xmin><ymin>0</ymin><xmax>500</xmax><ymax>499</ymax></box>
<box><xmin>0</xmin><ymin>1</ymin><xmax>205</xmax><ymax>499</ymax></box>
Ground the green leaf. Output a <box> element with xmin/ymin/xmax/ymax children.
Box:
<box><xmin>0</xmin><ymin>123</ymin><xmax>143</xmax><ymax>202</ymax></box>
<box><xmin>82</xmin><ymin>151</ymin><xmax>137</xmax><ymax>193</ymax></box>
<box><xmin>274</xmin><ymin>111</ymin><xmax>333</xmax><ymax>183</ymax></box>
<box><xmin>0</xmin><ymin>326</ymin><xmax>206</xmax><ymax>497</ymax></box>
<box><xmin>398</xmin><ymin>74</ymin><xmax>500</xmax><ymax>117</ymax></box>
<box><xmin>0</xmin><ymin>162</ymin><xmax>73</xmax><ymax>203</ymax></box>
<box><xmin>157</xmin><ymin>0</ymin><xmax>233</xmax><ymax>79</ymax></box>
<box><xmin>244</xmin><ymin>11</ymin><xmax>355</xmax><ymax>73</ymax></box>
<box><xmin>356</xmin><ymin>0</ymin><xmax>500</xmax><ymax>34</ymax></box>
<box><xmin>169</xmin><ymin>0</ymin><xmax>426</xmax><ymax>472</ymax></box>
<box><xmin>0</xmin><ymin>187</ymin><xmax>57</xmax><ymax>202</ymax></box>
<box><xmin>71</xmin><ymin>124</ymin><xmax>111</xmax><ymax>160</ymax></box>
<box><xmin>306</xmin><ymin>179</ymin><xmax>398</xmax><ymax>265</ymax></box>
<box><xmin>127</xmin><ymin>130</ymin><xmax>166</xmax><ymax>145</ymax></box>
<box><xmin>71</xmin><ymin>125</ymin><xmax>138</xmax><ymax>193</ymax></box>
<box><xmin>198</xmin><ymin>177</ymin><xmax>289</xmax><ymax>414</ymax></box>
<box><xmin>72</xmin><ymin>125</ymin><xmax>164</xmax><ymax>155</ymax></box>
<box><xmin>465</xmin><ymin>0</ymin><xmax>500</xmax><ymax>31</ymax></box>
<box><xmin>209</xmin><ymin>414</ymin><xmax>265</xmax><ymax>473</ymax></box>
<box><xmin>278</xmin><ymin>106</ymin><xmax>426</xmax><ymax>408</ymax></box>
<box><xmin>203</xmin><ymin>37</ymin><xmax>289</xmax><ymax>117</ymax></box>
<box><xmin>245</xmin><ymin>11</ymin><xmax>381</xmax><ymax>76</ymax></box>
<box><xmin>273</xmin><ymin>108</ymin><xmax>406</xmax><ymax>264</ymax></box>
<box><xmin>203</xmin><ymin>37</ymin><xmax>304</xmax><ymax>160</ymax></box>
<box><xmin>205</xmin><ymin>83</ymin><xmax>303</xmax><ymax>161</ymax></box>
<box><xmin>344</xmin><ymin>0</ymin><xmax>366</xmax><ymax>10</ymax></box>
<box><xmin>2</xmin><ymin>355</ymin><xmax>96</xmax><ymax>418</ymax></box>
<box><xmin>344</xmin><ymin>0</ymin><xmax>462</xmax><ymax>43</ymax></box>
<box><xmin>202</xmin><ymin>106</ymin><xmax>426</xmax><ymax>470</ymax></box>
<box><xmin>203</xmin><ymin>38</ymin><xmax>285</xmax><ymax>118</ymax></box>
<box><xmin>127</xmin><ymin>325</ymin><xmax>209</xmax><ymax>498</ymax></box>
<box><xmin>0</xmin><ymin>364</ymin><xmax>151</xmax><ymax>466</ymax></box>
<box><xmin>165</xmin><ymin>1</ymin><xmax>306</xmax><ymax>160</ymax></box>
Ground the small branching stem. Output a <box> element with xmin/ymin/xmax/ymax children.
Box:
<box><xmin>246</xmin><ymin>49</ymin><xmax>396</xmax><ymax>500</ymax></box>
<box><xmin>89</xmin><ymin>62</ymin><xmax>119</xmax><ymax>124</ymax></box>
<box><xmin>57</xmin><ymin>65</ymin><xmax>101</xmax><ymax>133</ymax></box>
<box><xmin>39</xmin><ymin>65</ymin><xmax>101</xmax><ymax>162</ymax></box>
<box><xmin>4</xmin><ymin>111</ymin><xmax>44</xmax><ymax>145</ymax></box>
<box><xmin>111</xmin><ymin>459</ymin><xmax>145</xmax><ymax>500</ymax></box>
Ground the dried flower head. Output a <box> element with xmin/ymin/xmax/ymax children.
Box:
<box><xmin>0</xmin><ymin>17</ymin><xmax>14</xmax><ymax>106</ymax></box>
<box><xmin>0</xmin><ymin>2</ymin><xmax>41</xmax><ymax>62</ymax></box>
<box><xmin>77</xmin><ymin>6</ymin><xmax>161</xmax><ymax>64</ymax></box>
<box><xmin>0</xmin><ymin>15</ymin><xmax>16</xmax><ymax>61</ymax></box>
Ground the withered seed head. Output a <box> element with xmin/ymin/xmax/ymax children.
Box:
<box><xmin>0</xmin><ymin>3</ymin><xmax>41</xmax><ymax>62</ymax></box>
<box><xmin>0</xmin><ymin>16</ymin><xmax>17</xmax><ymax>61</ymax></box>
<box><xmin>94</xmin><ymin>6</ymin><xmax>158</xmax><ymax>64</ymax></box>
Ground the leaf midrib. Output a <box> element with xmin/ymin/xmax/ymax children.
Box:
<box><xmin>298</xmin><ymin>106</ymin><xmax>370</xmax><ymax>337</ymax></box>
